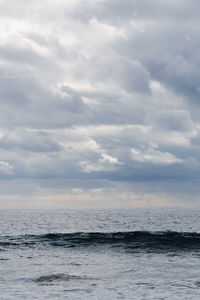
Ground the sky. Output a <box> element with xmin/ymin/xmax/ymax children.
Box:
<box><xmin>0</xmin><ymin>0</ymin><xmax>199</xmax><ymax>208</ymax></box>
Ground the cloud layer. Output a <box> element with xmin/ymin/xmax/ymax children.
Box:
<box><xmin>0</xmin><ymin>0</ymin><xmax>199</xmax><ymax>207</ymax></box>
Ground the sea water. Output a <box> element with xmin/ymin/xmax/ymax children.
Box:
<box><xmin>1</xmin><ymin>208</ymin><xmax>200</xmax><ymax>299</ymax></box>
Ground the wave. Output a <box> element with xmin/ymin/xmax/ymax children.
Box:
<box><xmin>1</xmin><ymin>231</ymin><xmax>200</xmax><ymax>252</ymax></box>
<box><xmin>34</xmin><ymin>273</ymin><xmax>81</xmax><ymax>283</ymax></box>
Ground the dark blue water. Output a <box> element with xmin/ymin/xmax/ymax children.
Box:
<box><xmin>1</xmin><ymin>208</ymin><xmax>200</xmax><ymax>299</ymax></box>
<box><xmin>2</xmin><ymin>231</ymin><xmax>200</xmax><ymax>252</ymax></box>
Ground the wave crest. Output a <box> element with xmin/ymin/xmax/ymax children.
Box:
<box><xmin>1</xmin><ymin>231</ymin><xmax>200</xmax><ymax>252</ymax></box>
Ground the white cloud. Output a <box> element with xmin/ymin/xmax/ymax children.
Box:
<box><xmin>0</xmin><ymin>161</ymin><xmax>14</xmax><ymax>175</ymax></box>
<box><xmin>131</xmin><ymin>145</ymin><xmax>182</xmax><ymax>165</ymax></box>
<box><xmin>79</xmin><ymin>147</ymin><xmax>122</xmax><ymax>173</ymax></box>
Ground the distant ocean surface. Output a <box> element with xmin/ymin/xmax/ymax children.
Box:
<box><xmin>1</xmin><ymin>208</ymin><xmax>200</xmax><ymax>299</ymax></box>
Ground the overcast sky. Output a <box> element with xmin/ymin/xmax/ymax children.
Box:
<box><xmin>0</xmin><ymin>0</ymin><xmax>199</xmax><ymax>208</ymax></box>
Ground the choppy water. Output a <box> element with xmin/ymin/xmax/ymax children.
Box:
<box><xmin>1</xmin><ymin>208</ymin><xmax>200</xmax><ymax>299</ymax></box>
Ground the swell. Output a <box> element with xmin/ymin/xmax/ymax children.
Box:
<box><xmin>1</xmin><ymin>231</ymin><xmax>200</xmax><ymax>252</ymax></box>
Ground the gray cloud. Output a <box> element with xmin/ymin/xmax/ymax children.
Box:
<box><xmin>0</xmin><ymin>0</ymin><xmax>199</xmax><ymax>207</ymax></box>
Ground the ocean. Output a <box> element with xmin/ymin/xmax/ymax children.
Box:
<box><xmin>1</xmin><ymin>208</ymin><xmax>200</xmax><ymax>299</ymax></box>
